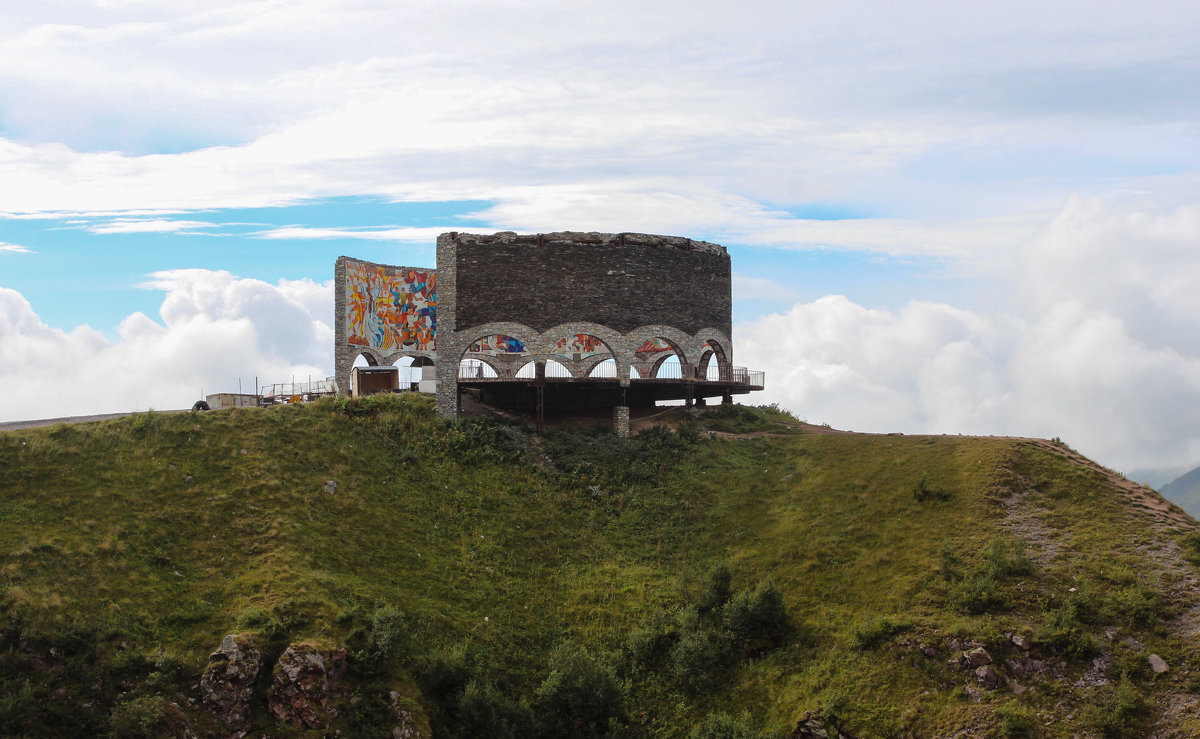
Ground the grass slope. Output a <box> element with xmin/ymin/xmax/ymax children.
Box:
<box><xmin>2</xmin><ymin>396</ymin><xmax>1199</xmax><ymax>738</ymax></box>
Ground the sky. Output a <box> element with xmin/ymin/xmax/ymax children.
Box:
<box><xmin>2</xmin><ymin>0</ymin><xmax>1200</xmax><ymax>483</ymax></box>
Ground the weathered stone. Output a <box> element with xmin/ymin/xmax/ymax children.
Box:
<box><xmin>323</xmin><ymin>480</ymin><xmax>337</xmax><ymax>495</ymax></box>
<box><xmin>964</xmin><ymin>647</ymin><xmax>992</xmax><ymax>667</ymax></box>
<box><xmin>199</xmin><ymin>634</ymin><xmax>261</xmax><ymax>735</ymax></box>
<box><xmin>268</xmin><ymin>642</ymin><xmax>348</xmax><ymax>729</ymax></box>
<box><xmin>1011</xmin><ymin>634</ymin><xmax>1031</xmax><ymax>651</ymax></box>
<box><xmin>389</xmin><ymin>691</ymin><xmax>431</xmax><ymax>739</ymax></box>
<box><xmin>1149</xmin><ymin>654</ymin><xmax>1169</xmax><ymax>673</ymax></box>
<box><xmin>975</xmin><ymin>665</ymin><xmax>1001</xmax><ymax>689</ymax></box>
<box><xmin>1006</xmin><ymin>658</ymin><xmax>1027</xmax><ymax>678</ymax></box>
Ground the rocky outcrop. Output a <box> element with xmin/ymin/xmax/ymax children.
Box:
<box><xmin>389</xmin><ymin>690</ymin><xmax>431</xmax><ymax>739</ymax></box>
<box><xmin>268</xmin><ymin>642</ymin><xmax>348</xmax><ymax>729</ymax></box>
<box><xmin>199</xmin><ymin>634</ymin><xmax>262</xmax><ymax>736</ymax></box>
<box><xmin>792</xmin><ymin>710</ymin><xmax>858</xmax><ymax>738</ymax></box>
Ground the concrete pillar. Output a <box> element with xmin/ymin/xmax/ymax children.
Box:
<box><xmin>614</xmin><ymin>405</ymin><xmax>630</xmax><ymax>438</ymax></box>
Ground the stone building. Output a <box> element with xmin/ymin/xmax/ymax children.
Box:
<box><xmin>334</xmin><ymin>231</ymin><xmax>763</xmax><ymax>435</ymax></box>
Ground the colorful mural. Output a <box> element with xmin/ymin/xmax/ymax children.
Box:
<box><xmin>345</xmin><ymin>259</ymin><xmax>436</xmax><ymax>351</ymax></box>
<box><xmin>467</xmin><ymin>335</ymin><xmax>528</xmax><ymax>355</ymax></box>
<box><xmin>635</xmin><ymin>338</ymin><xmax>675</xmax><ymax>356</ymax></box>
<box><xmin>554</xmin><ymin>334</ymin><xmax>609</xmax><ymax>358</ymax></box>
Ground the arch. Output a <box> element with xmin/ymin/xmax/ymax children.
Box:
<box><xmin>352</xmin><ymin>352</ymin><xmax>379</xmax><ymax>367</ymax></box>
<box><xmin>652</xmin><ymin>353</ymin><xmax>684</xmax><ymax>379</ymax></box>
<box><xmin>459</xmin><ymin>357</ymin><xmax>500</xmax><ymax>379</ymax></box>
<box><xmin>536</xmin><ymin>323</ymin><xmax>628</xmax><ymax>381</ymax></box>
<box><xmin>625</xmin><ymin>325</ymin><xmax>692</xmax><ymax>368</ymax></box>
<box><xmin>587</xmin><ymin>357</ymin><xmax>617</xmax><ymax>378</ymax></box>
<box><xmin>689</xmin><ymin>329</ymin><xmax>732</xmax><ymax>381</ymax></box>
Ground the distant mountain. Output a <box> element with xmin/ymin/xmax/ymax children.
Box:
<box><xmin>1162</xmin><ymin>465</ymin><xmax>1200</xmax><ymax>518</ymax></box>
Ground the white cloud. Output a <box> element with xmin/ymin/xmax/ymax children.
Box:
<box><xmin>0</xmin><ymin>242</ymin><xmax>34</xmax><ymax>253</ymax></box>
<box><xmin>0</xmin><ymin>271</ymin><xmax>332</xmax><ymax>421</ymax></box>
<box><xmin>255</xmin><ymin>225</ymin><xmax>495</xmax><ymax>242</ymax></box>
<box><xmin>737</xmin><ymin>196</ymin><xmax>1200</xmax><ymax>473</ymax></box>
<box><xmin>86</xmin><ymin>218</ymin><xmax>218</xmax><ymax>233</ymax></box>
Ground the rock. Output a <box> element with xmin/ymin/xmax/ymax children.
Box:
<box><xmin>922</xmin><ymin>646</ymin><xmax>939</xmax><ymax>658</ymax></box>
<box><xmin>1011</xmin><ymin>634</ymin><xmax>1031</xmax><ymax>651</ymax></box>
<box><xmin>324</xmin><ymin>480</ymin><xmax>337</xmax><ymax>495</ymax></box>
<box><xmin>1011</xmin><ymin>681</ymin><xmax>1027</xmax><ymax>696</ymax></box>
<box><xmin>199</xmin><ymin>634</ymin><xmax>262</xmax><ymax>735</ymax></box>
<box><xmin>975</xmin><ymin>665</ymin><xmax>1001</xmax><ymax>690</ymax></box>
<box><xmin>1149</xmin><ymin>654</ymin><xmax>1169</xmax><ymax>674</ymax></box>
<box><xmin>1104</xmin><ymin>626</ymin><xmax>1120</xmax><ymax>642</ymax></box>
<box><xmin>389</xmin><ymin>691</ymin><xmax>431</xmax><ymax>739</ymax></box>
<box><xmin>964</xmin><ymin>647</ymin><xmax>992</xmax><ymax>667</ymax></box>
<box><xmin>1005</xmin><ymin>658</ymin><xmax>1027</xmax><ymax>678</ymax></box>
<box><xmin>268</xmin><ymin>642</ymin><xmax>347</xmax><ymax>729</ymax></box>
<box><xmin>793</xmin><ymin>709</ymin><xmax>859</xmax><ymax>738</ymax></box>
<box><xmin>948</xmin><ymin>638</ymin><xmax>962</xmax><ymax>652</ymax></box>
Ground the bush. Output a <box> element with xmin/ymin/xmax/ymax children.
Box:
<box><xmin>454</xmin><ymin>679</ymin><xmax>534</xmax><ymax>739</ymax></box>
<box><xmin>983</xmin><ymin>539</ymin><xmax>1034</xmax><ymax>578</ymax></box>
<box><xmin>947</xmin><ymin>571</ymin><xmax>1003</xmax><ymax>615</ymax></box>
<box><xmin>699</xmin><ymin>563</ymin><xmax>733</xmax><ymax>614</ymax></box>
<box><xmin>534</xmin><ymin>643</ymin><xmax>625</xmax><ymax>738</ymax></box>
<box><xmin>418</xmin><ymin>642</ymin><xmax>475</xmax><ymax>703</ymax></box>
<box><xmin>850</xmin><ymin>616</ymin><xmax>911</xmax><ymax>651</ymax></box>
<box><xmin>995</xmin><ymin>704</ymin><xmax>1034</xmax><ymax>738</ymax></box>
<box><xmin>670</xmin><ymin>625</ymin><xmax>729</xmax><ymax>693</ymax></box>
<box><xmin>1084</xmin><ymin>673</ymin><xmax>1147</xmax><ymax>737</ymax></box>
<box><xmin>109</xmin><ymin>696</ymin><xmax>170</xmax><ymax>739</ymax></box>
<box><xmin>722</xmin><ymin>581</ymin><xmax>789</xmax><ymax>654</ymax></box>
<box><xmin>689</xmin><ymin>711</ymin><xmax>770</xmax><ymax>739</ymax></box>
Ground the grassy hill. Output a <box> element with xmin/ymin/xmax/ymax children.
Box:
<box><xmin>2</xmin><ymin>396</ymin><xmax>1200</xmax><ymax>738</ymax></box>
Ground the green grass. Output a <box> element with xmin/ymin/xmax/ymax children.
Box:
<box><xmin>1</xmin><ymin>397</ymin><xmax>1198</xmax><ymax>737</ymax></box>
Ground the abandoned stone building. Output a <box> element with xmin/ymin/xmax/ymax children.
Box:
<box><xmin>334</xmin><ymin>231</ymin><xmax>764</xmax><ymax>435</ymax></box>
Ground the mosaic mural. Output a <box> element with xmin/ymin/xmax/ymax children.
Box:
<box><xmin>344</xmin><ymin>259</ymin><xmax>437</xmax><ymax>351</ymax></box>
<box><xmin>467</xmin><ymin>335</ymin><xmax>528</xmax><ymax>355</ymax></box>
<box><xmin>635</xmin><ymin>338</ymin><xmax>676</xmax><ymax>356</ymax></box>
<box><xmin>554</xmin><ymin>334</ymin><xmax>610</xmax><ymax>358</ymax></box>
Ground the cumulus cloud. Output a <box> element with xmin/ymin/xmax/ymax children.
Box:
<box><xmin>737</xmin><ymin>197</ymin><xmax>1200</xmax><ymax>474</ymax></box>
<box><xmin>0</xmin><ymin>270</ymin><xmax>332</xmax><ymax>421</ymax></box>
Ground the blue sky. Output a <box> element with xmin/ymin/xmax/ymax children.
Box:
<box><xmin>3</xmin><ymin>0</ymin><xmax>1200</xmax><ymax>482</ymax></box>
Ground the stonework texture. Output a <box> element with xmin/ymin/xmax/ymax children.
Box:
<box><xmin>434</xmin><ymin>231</ymin><xmax>734</xmax><ymax>418</ymax></box>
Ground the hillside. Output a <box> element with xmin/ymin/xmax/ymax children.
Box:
<box><xmin>1162</xmin><ymin>466</ymin><xmax>1200</xmax><ymax>520</ymax></box>
<box><xmin>2</xmin><ymin>396</ymin><xmax>1199</xmax><ymax>738</ymax></box>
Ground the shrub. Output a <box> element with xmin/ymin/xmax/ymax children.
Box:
<box><xmin>670</xmin><ymin>626</ymin><xmax>729</xmax><ymax>693</ymax></box>
<box><xmin>454</xmin><ymin>679</ymin><xmax>534</xmax><ymax>739</ymax></box>
<box><xmin>722</xmin><ymin>581</ymin><xmax>789</xmax><ymax>654</ymax></box>
<box><xmin>914</xmin><ymin>473</ymin><xmax>951</xmax><ymax>502</ymax></box>
<box><xmin>621</xmin><ymin>611</ymin><xmax>677</xmax><ymax>675</ymax></box>
<box><xmin>947</xmin><ymin>571</ymin><xmax>1003</xmax><ymax>615</ymax></box>
<box><xmin>995</xmin><ymin>704</ymin><xmax>1034</xmax><ymax>738</ymax></box>
<box><xmin>689</xmin><ymin>711</ymin><xmax>770</xmax><ymax>739</ymax></box>
<box><xmin>1084</xmin><ymin>673</ymin><xmax>1147</xmax><ymax>738</ymax></box>
<box><xmin>534</xmin><ymin>643</ymin><xmax>625</xmax><ymax>738</ymax></box>
<box><xmin>983</xmin><ymin>539</ymin><xmax>1034</xmax><ymax>578</ymax></box>
<box><xmin>418</xmin><ymin>642</ymin><xmax>475</xmax><ymax>703</ymax></box>
<box><xmin>850</xmin><ymin>616</ymin><xmax>911</xmax><ymax>651</ymax></box>
<box><xmin>699</xmin><ymin>563</ymin><xmax>733</xmax><ymax>614</ymax></box>
<box><xmin>108</xmin><ymin>696</ymin><xmax>169</xmax><ymax>739</ymax></box>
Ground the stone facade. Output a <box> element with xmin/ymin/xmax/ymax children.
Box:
<box><xmin>434</xmin><ymin>231</ymin><xmax>734</xmax><ymax>418</ymax></box>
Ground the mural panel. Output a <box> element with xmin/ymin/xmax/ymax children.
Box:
<box><xmin>344</xmin><ymin>259</ymin><xmax>436</xmax><ymax>352</ymax></box>
<box><xmin>635</xmin><ymin>338</ymin><xmax>675</xmax><ymax>357</ymax></box>
<box><xmin>553</xmin><ymin>334</ymin><xmax>609</xmax><ymax>358</ymax></box>
<box><xmin>468</xmin><ymin>335</ymin><xmax>528</xmax><ymax>355</ymax></box>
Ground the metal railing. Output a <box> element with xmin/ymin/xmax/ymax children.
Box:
<box><xmin>457</xmin><ymin>360</ymin><xmax>763</xmax><ymax>386</ymax></box>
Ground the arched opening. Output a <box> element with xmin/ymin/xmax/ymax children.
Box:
<box><xmin>459</xmin><ymin>358</ymin><xmax>499</xmax><ymax>379</ymax></box>
<box><xmin>463</xmin><ymin>334</ymin><xmax>529</xmax><ymax>380</ymax></box>
<box><xmin>352</xmin><ymin>353</ymin><xmax>378</xmax><ymax>368</ymax></box>
<box><xmin>588</xmin><ymin>358</ymin><xmax>617</xmax><ymax>378</ymax></box>
<box><xmin>633</xmin><ymin>337</ymin><xmax>685</xmax><ymax>380</ymax></box>
<box><xmin>654</xmin><ymin>354</ymin><xmax>683</xmax><ymax>379</ymax></box>
<box><xmin>551</xmin><ymin>333</ymin><xmax>616</xmax><ymax>380</ymax></box>
<box><xmin>697</xmin><ymin>338</ymin><xmax>730</xmax><ymax>380</ymax></box>
<box><xmin>393</xmin><ymin>355</ymin><xmax>436</xmax><ymax>390</ymax></box>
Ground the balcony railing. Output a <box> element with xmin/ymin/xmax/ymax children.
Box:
<box><xmin>458</xmin><ymin>360</ymin><xmax>764</xmax><ymax>387</ymax></box>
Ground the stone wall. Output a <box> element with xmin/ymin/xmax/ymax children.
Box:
<box><xmin>434</xmin><ymin>232</ymin><xmax>734</xmax><ymax>417</ymax></box>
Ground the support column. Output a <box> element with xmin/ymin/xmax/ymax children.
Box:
<box><xmin>614</xmin><ymin>405</ymin><xmax>630</xmax><ymax>438</ymax></box>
